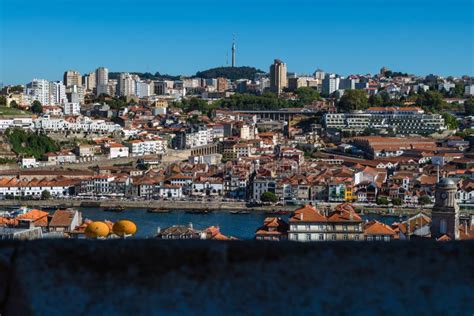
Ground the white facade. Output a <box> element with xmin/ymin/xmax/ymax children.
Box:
<box><xmin>50</xmin><ymin>81</ymin><xmax>67</xmax><ymax>105</ymax></box>
<box><xmin>324</xmin><ymin>108</ymin><xmax>446</xmax><ymax>134</ymax></box>
<box><xmin>118</xmin><ymin>73</ymin><xmax>138</xmax><ymax>96</ymax></box>
<box><xmin>63</xmin><ymin>102</ymin><xmax>81</xmax><ymax>116</ymax></box>
<box><xmin>125</xmin><ymin>139</ymin><xmax>167</xmax><ymax>157</ymax></box>
<box><xmin>108</xmin><ymin>144</ymin><xmax>129</xmax><ymax>159</ymax></box>
<box><xmin>26</xmin><ymin>79</ymin><xmax>50</xmax><ymax>105</ymax></box>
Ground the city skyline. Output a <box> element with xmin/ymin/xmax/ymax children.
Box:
<box><xmin>1</xmin><ymin>0</ymin><xmax>473</xmax><ymax>84</ymax></box>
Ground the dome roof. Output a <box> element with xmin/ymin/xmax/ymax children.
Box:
<box><xmin>85</xmin><ymin>221</ymin><xmax>110</xmax><ymax>238</ymax></box>
<box><xmin>437</xmin><ymin>178</ymin><xmax>456</xmax><ymax>188</ymax></box>
<box><xmin>112</xmin><ymin>220</ymin><xmax>137</xmax><ymax>237</ymax></box>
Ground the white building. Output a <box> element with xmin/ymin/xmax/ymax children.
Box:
<box><xmin>137</xmin><ymin>81</ymin><xmax>152</xmax><ymax>98</ymax></box>
<box><xmin>106</xmin><ymin>143</ymin><xmax>129</xmax><ymax>159</ymax></box>
<box><xmin>0</xmin><ymin>177</ymin><xmax>75</xmax><ymax>198</ymax></box>
<box><xmin>63</xmin><ymin>102</ymin><xmax>81</xmax><ymax>116</ymax></box>
<box><xmin>21</xmin><ymin>157</ymin><xmax>38</xmax><ymax>169</ymax></box>
<box><xmin>322</xmin><ymin>74</ymin><xmax>340</xmax><ymax>95</ymax></box>
<box><xmin>118</xmin><ymin>73</ymin><xmax>138</xmax><ymax>96</ymax></box>
<box><xmin>465</xmin><ymin>84</ymin><xmax>474</xmax><ymax>97</ymax></box>
<box><xmin>324</xmin><ymin>107</ymin><xmax>446</xmax><ymax>134</ymax></box>
<box><xmin>50</xmin><ymin>81</ymin><xmax>67</xmax><ymax>105</ymax></box>
<box><xmin>125</xmin><ymin>138</ymin><xmax>167</xmax><ymax>157</ymax></box>
<box><xmin>96</xmin><ymin>67</ymin><xmax>109</xmax><ymax>95</ymax></box>
<box><xmin>26</xmin><ymin>79</ymin><xmax>50</xmax><ymax>105</ymax></box>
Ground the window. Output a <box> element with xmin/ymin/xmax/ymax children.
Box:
<box><xmin>319</xmin><ymin>234</ymin><xmax>324</xmax><ymax>240</ymax></box>
<box><xmin>306</xmin><ymin>234</ymin><xmax>311</xmax><ymax>241</ymax></box>
<box><xmin>440</xmin><ymin>219</ymin><xmax>447</xmax><ymax>234</ymax></box>
<box><xmin>331</xmin><ymin>234</ymin><xmax>336</xmax><ymax>241</ymax></box>
<box><xmin>343</xmin><ymin>234</ymin><xmax>348</xmax><ymax>241</ymax></box>
<box><xmin>354</xmin><ymin>234</ymin><xmax>359</xmax><ymax>241</ymax></box>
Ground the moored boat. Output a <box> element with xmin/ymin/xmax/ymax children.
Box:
<box><xmin>147</xmin><ymin>208</ymin><xmax>171</xmax><ymax>213</ymax></box>
<box><xmin>103</xmin><ymin>206</ymin><xmax>125</xmax><ymax>212</ymax></box>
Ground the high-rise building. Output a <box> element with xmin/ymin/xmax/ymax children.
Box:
<box><xmin>431</xmin><ymin>178</ymin><xmax>460</xmax><ymax>240</ymax></box>
<box><xmin>66</xmin><ymin>85</ymin><xmax>85</xmax><ymax>104</ymax></box>
<box><xmin>96</xmin><ymin>67</ymin><xmax>109</xmax><ymax>95</ymax></box>
<box><xmin>216</xmin><ymin>77</ymin><xmax>228</xmax><ymax>92</ymax></box>
<box><xmin>63</xmin><ymin>70</ymin><xmax>82</xmax><ymax>87</ymax></box>
<box><xmin>118</xmin><ymin>73</ymin><xmax>139</xmax><ymax>96</ymax></box>
<box><xmin>137</xmin><ymin>81</ymin><xmax>152</xmax><ymax>98</ymax></box>
<box><xmin>313</xmin><ymin>69</ymin><xmax>325</xmax><ymax>80</ymax></box>
<box><xmin>84</xmin><ymin>71</ymin><xmax>96</xmax><ymax>92</ymax></box>
<box><xmin>26</xmin><ymin>79</ymin><xmax>50</xmax><ymax>105</ymax></box>
<box><xmin>50</xmin><ymin>81</ymin><xmax>67</xmax><ymax>105</ymax></box>
<box><xmin>322</xmin><ymin>74</ymin><xmax>340</xmax><ymax>95</ymax></box>
<box><xmin>269</xmin><ymin>59</ymin><xmax>287</xmax><ymax>95</ymax></box>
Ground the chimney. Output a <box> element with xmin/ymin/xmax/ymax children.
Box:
<box><xmin>300</xmin><ymin>213</ymin><xmax>303</xmax><ymax>220</ymax></box>
<box><xmin>188</xmin><ymin>222</ymin><xmax>193</xmax><ymax>229</ymax></box>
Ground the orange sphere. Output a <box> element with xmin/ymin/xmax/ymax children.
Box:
<box><xmin>112</xmin><ymin>220</ymin><xmax>137</xmax><ymax>237</ymax></box>
<box><xmin>85</xmin><ymin>221</ymin><xmax>110</xmax><ymax>238</ymax></box>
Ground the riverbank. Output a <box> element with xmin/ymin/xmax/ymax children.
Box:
<box><xmin>0</xmin><ymin>198</ymin><xmax>451</xmax><ymax>217</ymax></box>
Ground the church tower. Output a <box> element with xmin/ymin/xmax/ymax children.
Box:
<box><xmin>431</xmin><ymin>178</ymin><xmax>460</xmax><ymax>240</ymax></box>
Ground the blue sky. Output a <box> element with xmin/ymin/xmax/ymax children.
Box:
<box><xmin>1</xmin><ymin>0</ymin><xmax>473</xmax><ymax>84</ymax></box>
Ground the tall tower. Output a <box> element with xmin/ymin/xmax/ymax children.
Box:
<box><xmin>231</xmin><ymin>35</ymin><xmax>236</xmax><ymax>68</ymax></box>
<box><xmin>431</xmin><ymin>178</ymin><xmax>460</xmax><ymax>240</ymax></box>
<box><xmin>269</xmin><ymin>59</ymin><xmax>287</xmax><ymax>95</ymax></box>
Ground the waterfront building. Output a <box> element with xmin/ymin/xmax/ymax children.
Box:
<box><xmin>156</xmin><ymin>224</ymin><xmax>201</xmax><ymax>239</ymax></box>
<box><xmin>288</xmin><ymin>204</ymin><xmax>363</xmax><ymax>242</ymax></box>
<box><xmin>363</xmin><ymin>220</ymin><xmax>396</xmax><ymax>241</ymax></box>
<box><xmin>255</xmin><ymin>217</ymin><xmax>289</xmax><ymax>241</ymax></box>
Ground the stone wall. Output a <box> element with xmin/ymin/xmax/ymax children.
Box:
<box><xmin>1</xmin><ymin>240</ymin><xmax>473</xmax><ymax>315</ymax></box>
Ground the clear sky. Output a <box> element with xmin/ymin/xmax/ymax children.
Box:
<box><xmin>1</xmin><ymin>0</ymin><xmax>473</xmax><ymax>84</ymax></box>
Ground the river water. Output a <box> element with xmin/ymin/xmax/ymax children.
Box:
<box><xmin>74</xmin><ymin>207</ymin><xmax>399</xmax><ymax>239</ymax></box>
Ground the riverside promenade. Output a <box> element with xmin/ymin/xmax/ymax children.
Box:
<box><xmin>0</xmin><ymin>198</ymin><xmax>445</xmax><ymax>216</ymax></box>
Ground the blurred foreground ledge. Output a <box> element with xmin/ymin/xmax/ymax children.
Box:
<box><xmin>1</xmin><ymin>240</ymin><xmax>473</xmax><ymax>315</ymax></box>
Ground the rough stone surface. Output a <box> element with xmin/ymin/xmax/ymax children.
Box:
<box><xmin>1</xmin><ymin>240</ymin><xmax>473</xmax><ymax>315</ymax></box>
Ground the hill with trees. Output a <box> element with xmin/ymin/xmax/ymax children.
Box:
<box><xmin>108</xmin><ymin>72</ymin><xmax>180</xmax><ymax>81</ymax></box>
<box><xmin>5</xmin><ymin>128</ymin><xmax>59</xmax><ymax>159</ymax></box>
<box><xmin>195</xmin><ymin>66</ymin><xmax>264</xmax><ymax>80</ymax></box>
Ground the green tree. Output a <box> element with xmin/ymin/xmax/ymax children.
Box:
<box><xmin>0</xmin><ymin>95</ymin><xmax>6</xmax><ymax>106</ymax></box>
<box><xmin>417</xmin><ymin>90</ymin><xmax>446</xmax><ymax>112</ymax></box>
<box><xmin>368</xmin><ymin>94</ymin><xmax>383</xmax><ymax>106</ymax></box>
<box><xmin>418</xmin><ymin>195</ymin><xmax>432</xmax><ymax>205</ymax></box>
<box><xmin>294</xmin><ymin>87</ymin><xmax>321</xmax><ymax>105</ymax></box>
<box><xmin>31</xmin><ymin>100</ymin><xmax>43</xmax><ymax>114</ymax></box>
<box><xmin>260</xmin><ymin>191</ymin><xmax>278</xmax><ymax>203</ymax></box>
<box><xmin>452</xmin><ymin>82</ymin><xmax>464</xmax><ymax>98</ymax></box>
<box><xmin>464</xmin><ymin>98</ymin><xmax>474</xmax><ymax>115</ymax></box>
<box><xmin>9</xmin><ymin>85</ymin><xmax>24</xmax><ymax>93</ymax></box>
<box><xmin>442</xmin><ymin>112</ymin><xmax>459</xmax><ymax>130</ymax></box>
<box><xmin>376</xmin><ymin>197</ymin><xmax>389</xmax><ymax>205</ymax></box>
<box><xmin>392</xmin><ymin>197</ymin><xmax>403</xmax><ymax>206</ymax></box>
<box><xmin>6</xmin><ymin>128</ymin><xmax>59</xmax><ymax>159</ymax></box>
<box><xmin>41</xmin><ymin>190</ymin><xmax>51</xmax><ymax>200</ymax></box>
<box><xmin>337</xmin><ymin>90</ymin><xmax>369</xmax><ymax>112</ymax></box>
<box><xmin>9</xmin><ymin>100</ymin><xmax>18</xmax><ymax>108</ymax></box>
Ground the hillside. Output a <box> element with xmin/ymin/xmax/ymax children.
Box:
<box><xmin>195</xmin><ymin>66</ymin><xmax>265</xmax><ymax>80</ymax></box>
<box><xmin>108</xmin><ymin>72</ymin><xmax>180</xmax><ymax>81</ymax></box>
